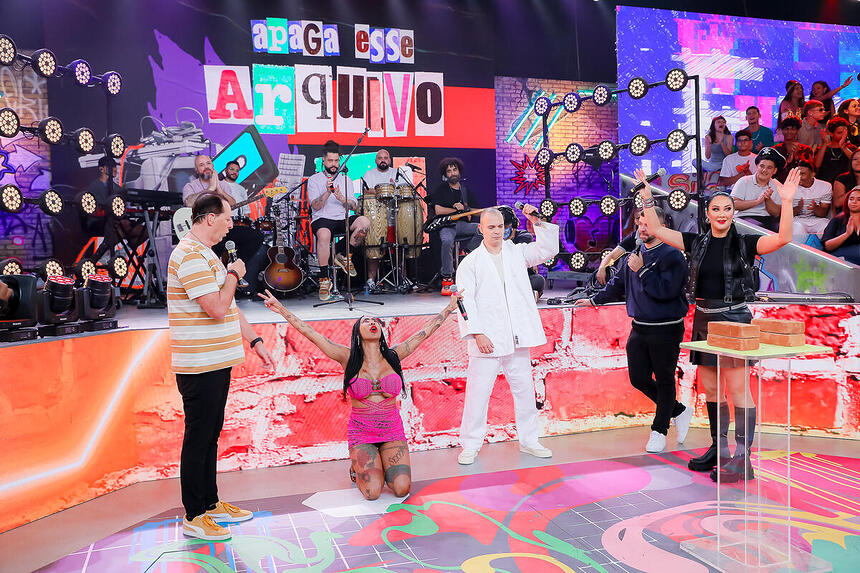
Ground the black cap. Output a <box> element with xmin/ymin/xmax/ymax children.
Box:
<box><xmin>755</xmin><ymin>147</ymin><xmax>786</xmax><ymax>170</ymax></box>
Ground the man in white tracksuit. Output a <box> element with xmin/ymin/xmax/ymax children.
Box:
<box><xmin>455</xmin><ymin>205</ymin><xmax>559</xmax><ymax>465</ymax></box>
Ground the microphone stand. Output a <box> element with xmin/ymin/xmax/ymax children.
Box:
<box><xmin>315</xmin><ymin>127</ymin><xmax>383</xmax><ymax>310</ymax></box>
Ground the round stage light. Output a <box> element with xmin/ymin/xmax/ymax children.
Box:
<box><xmin>1</xmin><ymin>257</ymin><xmax>23</xmax><ymax>275</ymax></box>
<box><xmin>599</xmin><ymin>195</ymin><xmax>618</xmax><ymax>216</ymax></box>
<box><xmin>601</xmin><ymin>248</ymin><xmax>613</xmax><ymax>260</ymax></box>
<box><xmin>568</xmin><ymin>197</ymin><xmax>586</xmax><ymax>217</ymax></box>
<box><xmin>567</xmin><ymin>251</ymin><xmax>587</xmax><ymax>272</ymax></box>
<box><xmin>38</xmin><ymin>116</ymin><xmax>64</xmax><ymax>145</ymax></box>
<box><xmin>562</xmin><ymin>91</ymin><xmax>581</xmax><ymax>113</ymax></box>
<box><xmin>109</xmin><ymin>194</ymin><xmax>125</xmax><ymax>218</ymax></box>
<box><xmin>544</xmin><ymin>254</ymin><xmax>560</xmax><ymax>269</ymax></box>
<box><xmin>39</xmin><ymin>258</ymin><xmax>65</xmax><ymax>280</ymax></box>
<box><xmin>535</xmin><ymin>147</ymin><xmax>554</xmax><ymax>168</ymax></box>
<box><xmin>106</xmin><ymin>133</ymin><xmax>125</xmax><ymax>159</ymax></box>
<box><xmin>0</xmin><ymin>35</ymin><xmax>17</xmax><ymax>66</ymax></box>
<box><xmin>539</xmin><ymin>198</ymin><xmax>558</xmax><ymax>219</ymax></box>
<box><xmin>1</xmin><ymin>184</ymin><xmax>24</xmax><ymax>213</ymax></box>
<box><xmin>109</xmin><ymin>256</ymin><xmax>128</xmax><ymax>280</ymax></box>
<box><xmin>32</xmin><ymin>48</ymin><xmax>57</xmax><ymax>78</ymax></box>
<box><xmin>38</xmin><ymin>189</ymin><xmax>64</xmax><ymax>216</ymax></box>
<box><xmin>597</xmin><ymin>140</ymin><xmax>617</xmax><ymax>161</ymax></box>
<box><xmin>592</xmin><ymin>85</ymin><xmax>611</xmax><ymax>106</ymax></box>
<box><xmin>668</xmin><ymin>188</ymin><xmax>691</xmax><ymax>211</ymax></box>
<box><xmin>74</xmin><ymin>258</ymin><xmax>97</xmax><ymax>282</ymax></box>
<box><xmin>72</xmin><ymin>127</ymin><xmax>95</xmax><ymax>154</ymax></box>
<box><xmin>533</xmin><ymin>96</ymin><xmax>552</xmax><ymax>117</ymax></box>
<box><xmin>102</xmin><ymin>71</ymin><xmax>122</xmax><ymax>96</ymax></box>
<box><xmin>0</xmin><ymin>107</ymin><xmax>20</xmax><ymax>138</ymax></box>
<box><xmin>564</xmin><ymin>142</ymin><xmax>584</xmax><ymax>164</ymax></box>
<box><xmin>666</xmin><ymin>129</ymin><xmax>690</xmax><ymax>152</ymax></box>
<box><xmin>627</xmin><ymin>77</ymin><xmax>649</xmax><ymax>100</ymax></box>
<box><xmin>665</xmin><ymin>68</ymin><xmax>689</xmax><ymax>91</ymax></box>
<box><xmin>77</xmin><ymin>191</ymin><xmax>97</xmax><ymax>215</ymax></box>
<box><xmin>629</xmin><ymin>134</ymin><xmax>651</xmax><ymax>157</ymax></box>
<box><xmin>634</xmin><ymin>193</ymin><xmax>644</xmax><ymax>210</ymax></box>
<box><xmin>69</xmin><ymin>59</ymin><xmax>91</xmax><ymax>87</ymax></box>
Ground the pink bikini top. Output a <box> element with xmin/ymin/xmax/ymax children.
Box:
<box><xmin>347</xmin><ymin>372</ymin><xmax>403</xmax><ymax>400</ymax></box>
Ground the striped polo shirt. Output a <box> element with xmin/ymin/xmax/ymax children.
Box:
<box><xmin>167</xmin><ymin>235</ymin><xmax>244</xmax><ymax>374</ymax></box>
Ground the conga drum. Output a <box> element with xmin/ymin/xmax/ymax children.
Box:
<box><xmin>359</xmin><ymin>189</ymin><xmax>388</xmax><ymax>260</ymax></box>
<box><xmin>395</xmin><ymin>198</ymin><xmax>425</xmax><ymax>258</ymax></box>
<box><xmin>375</xmin><ymin>183</ymin><xmax>395</xmax><ymax>201</ymax></box>
<box><xmin>396</xmin><ymin>184</ymin><xmax>414</xmax><ymax>200</ymax></box>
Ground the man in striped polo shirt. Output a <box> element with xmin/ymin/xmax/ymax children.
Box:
<box><xmin>167</xmin><ymin>193</ymin><xmax>274</xmax><ymax>541</ymax></box>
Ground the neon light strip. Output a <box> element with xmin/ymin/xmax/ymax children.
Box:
<box><xmin>505</xmin><ymin>91</ymin><xmax>542</xmax><ymax>144</ymax></box>
<box><xmin>520</xmin><ymin>92</ymin><xmax>555</xmax><ymax>147</ymax></box>
<box><xmin>0</xmin><ymin>331</ymin><xmax>165</xmax><ymax>494</ymax></box>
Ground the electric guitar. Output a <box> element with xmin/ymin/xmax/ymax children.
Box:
<box><xmin>423</xmin><ymin>208</ymin><xmax>486</xmax><ymax>233</ymax></box>
<box><xmin>262</xmin><ymin>203</ymin><xmax>305</xmax><ymax>293</ymax></box>
<box><xmin>172</xmin><ymin>185</ymin><xmax>290</xmax><ymax>239</ymax></box>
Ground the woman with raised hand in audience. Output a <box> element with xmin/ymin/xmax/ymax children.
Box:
<box><xmin>702</xmin><ymin>116</ymin><xmax>733</xmax><ymax>173</ymax></box>
<box><xmin>836</xmin><ymin>98</ymin><xmax>860</xmax><ymax>147</ymax></box>
<box><xmin>777</xmin><ymin>80</ymin><xmax>805</xmax><ymax>136</ymax></box>
<box><xmin>822</xmin><ymin>186</ymin><xmax>860</xmax><ymax>265</ymax></box>
<box><xmin>810</xmin><ymin>77</ymin><xmax>854</xmax><ymax>124</ymax></box>
<box><xmin>833</xmin><ymin>148</ymin><xmax>860</xmax><ymax>217</ymax></box>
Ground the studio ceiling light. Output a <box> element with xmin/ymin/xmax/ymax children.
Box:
<box><xmin>533</xmin><ymin>95</ymin><xmax>552</xmax><ymax>117</ymax></box>
<box><xmin>535</xmin><ymin>147</ymin><xmax>554</xmax><ymax>168</ymax></box>
<box><xmin>0</xmin><ymin>35</ymin><xmax>16</xmax><ymax>66</ymax></box>
<box><xmin>568</xmin><ymin>197</ymin><xmax>586</xmax><ymax>217</ymax></box>
<box><xmin>31</xmin><ymin>48</ymin><xmax>57</xmax><ymax>78</ymax></box>
<box><xmin>627</xmin><ymin>77</ymin><xmax>649</xmax><ymax>99</ymax></box>
<box><xmin>597</xmin><ymin>140</ymin><xmax>617</xmax><ymax>161</ymax></box>
<box><xmin>539</xmin><ymin>198</ymin><xmax>558</xmax><ymax>219</ymax></box>
<box><xmin>629</xmin><ymin>134</ymin><xmax>651</xmax><ymax>156</ymax></box>
<box><xmin>564</xmin><ymin>143</ymin><xmax>584</xmax><ymax>164</ymax></box>
<box><xmin>666</xmin><ymin>128</ymin><xmax>691</xmax><ymax>152</ymax></box>
<box><xmin>1</xmin><ymin>184</ymin><xmax>24</xmax><ymax>214</ymax></box>
<box><xmin>0</xmin><ymin>107</ymin><xmax>20</xmax><ymax>138</ymax></box>
<box><xmin>72</xmin><ymin>127</ymin><xmax>95</xmax><ymax>154</ymax></box>
<box><xmin>106</xmin><ymin>133</ymin><xmax>126</xmax><ymax>158</ymax></box>
<box><xmin>38</xmin><ymin>189</ymin><xmax>64</xmax><ymax>216</ymax></box>
<box><xmin>568</xmin><ymin>251</ymin><xmax>587</xmax><ymax>272</ymax></box>
<box><xmin>668</xmin><ymin>188</ymin><xmax>691</xmax><ymax>211</ymax></box>
<box><xmin>562</xmin><ymin>91</ymin><xmax>581</xmax><ymax>113</ymax></box>
<box><xmin>592</xmin><ymin>85</ymin><xmax>611</xmax><ymax>106</ymax></box>
<box><xmin>665</xmin><ymin>68</ymin><xmax>689</xmax><ymax>91</ymax></box>
<box><xmin>37</xmin><ymin>116</ymin><xmax>64</xmax><ymax>145</ymax></box>
<box><xmin>68</xmin><ymin>59</ymin><xmax>92</xmax><ymax>87</ymax></box>
<box><xmin>599</xmin><ymin>195</ymin><xmax>618</xmax><ymax>216</ymax></box>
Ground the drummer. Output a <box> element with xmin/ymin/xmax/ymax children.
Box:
<box><xmin>359</xmin><ymin>149</ymin><xmax>414</xmax><ymax>292</ymax></box>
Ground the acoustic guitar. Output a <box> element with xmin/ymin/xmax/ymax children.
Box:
<box><xmin>423</xmin><ymin>208</ymin><xmax>486</xmax><ymax>233</ymax></box>
<box><xmin>262</xmin><ymin>203</ymin><xmax>305</xmax><ymax>294</ymax></box>
<box><xmin>172</xmin><ymin>185</ymin><xmax>290</xmax><ymax>239</ymax></box>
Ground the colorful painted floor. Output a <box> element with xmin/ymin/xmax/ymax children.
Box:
<box><xmin>40</xmin><ymin>449</ymin><xmax>860</xmax><ymax>573</ymax></box>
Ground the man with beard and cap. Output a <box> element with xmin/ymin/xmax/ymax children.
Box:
<box><xmin>307</xmin><ymin>140</ymin><xmax>371</xmax><ymax>301</ymax></box>
<box><xmin>730</xmin><ymin>147</ymin><xmax>786</xmax><ymax>231</ymax></box>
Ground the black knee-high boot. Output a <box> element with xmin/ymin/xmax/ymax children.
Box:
<box><xmin>688</xmin><ymin>402</ymin><xmax>730</xmax><ymax>472</ymax></box>
<box><xmin>712</xmin><ymin>406</ymin><xmax>756</xmax><ymax>482</ymax></box>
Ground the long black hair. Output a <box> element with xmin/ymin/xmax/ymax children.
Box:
<box><xmin>342</xmin><ymin>317</ymin><xmax>406</xmax><ymax>400</ymax></box>
<box><xmin>707</xmin><ymin>116</ymin><xmax>730</xmax><ymax>143</ymax></box>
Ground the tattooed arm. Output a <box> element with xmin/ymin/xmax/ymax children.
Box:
<box><xmin>394</xmin><ymin>293</ymin><xmax>461</xmax><ymax>360</ymax></box>
<box><xmin>259</xmin><ymin>290</ymin><xmax>350</xmax><ymax>366</ymax></box>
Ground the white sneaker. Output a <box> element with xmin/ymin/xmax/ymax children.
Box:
<box><xmin>520</xmin><ymin>443</ymin><xmax>553</xmax><ymax>458</ymax></box>
<box><xmin>458</xmin><ymin>449</ymin><xmax>478</xmax><ymax>465</ymax></box>
<box><xmin>183</xmin><ymin>514</ymin><xmax>231</xmax><ymax>541</ymax></box>
<box><xmin>645</xmin><ymin>431</ymin><xmax>667</xmax><ymax>453</ymax></box>
<box><xmin>673</xmin><ymin>406</ymin><xmax>694</xmax><ymax>444</ymax></box>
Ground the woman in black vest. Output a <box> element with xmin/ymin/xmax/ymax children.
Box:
<box><xmin>636</xmin><ymin>154</ymin><xmax>800</xmax><ymax>482</ymax></box>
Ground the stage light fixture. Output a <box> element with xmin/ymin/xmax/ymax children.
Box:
<box><xmin>533</xmin><ymin>96</ymin><xmax>552</xmax><ymax>117</ymax></box>
<box><xmin>562</xmin><ymin>91</ymin><xmax>581</xmax><ymax>113</ymax></box>
<box><xmin>0</xmin><ymin>35</ymin><xmax>16</xmax><ymax>66</ymax></box>
<box><xmin>629</xmin><ymin>134</ymin><xmax>651</xmax><ymax>156</ymax></box>
<box><xmin>37</xmin><ymin>274</ymin><xmax>81</xmax><ymax>335</ymax></box>
<box><xmin>564</xmin><ymin>143</ymin><xmax>584</xmax><ymax>163</ymax></box>
<box><xmin>634</xmin><ymin>193</ymin><xmax>644</xmax><ymax>210</ymax></box>
<box><xmin>31</xmin><ymin>48</ymin><xmax>57</xmax><ymax>78</ymax></box>
<box><xmin>38</xmin><ymin>258</ymin><xmax>65</xmax><ymax>280</ymax></box>
<box><xmin>592</xmin><ymin>85</ymin><xmax>611</xmax><ymax>106</ymax></box>
<box><xmin>37</xmin><ymin>116</ymin><xmax>64</xmax><ymax>145</ymax></box>
<box><xmin>568</xmin><ymin>197</ymin><xmax>587</xmax><ymax>217</ymax></box>
<box><xmin>1</xmin><ymin>184</ymin><xmax>24</xmax><ymax>214</ymax></box>
<box><xmin>666</xmin><ymin>129</ymin><xmax>691</xmax><ymax>152</ymax></box>
<box><xmin>68</xmin><ymin>59</ymin><xmax>92</xmax><ymax>87</ymax></box>
<box><xmin>567</xmin><ymin>251</ymin><xmax>587</xmax><ymax>272</ymax></box>
<box><xmin>627</xmin><ymin>77</ymin><xmax>649</xmax><ymax>99</ymax></box>
<box><xmin>668</xmin><ymin>188</ymin><xmax>691</xmax><ymax>211</ymax></box>
<box><xmin>109</xmin><ymin>194</ymin><xmax>125</xmax><ymax>217</ymax></box>
<box><xmin>665</xmin><ymin>68</ymin><xmax>689</xmax><ymax>91</ymax></box>
<box><xmin>71</xmin><ymin>127</ymin><xmax>95</xmax><ymax>154</ymax></box>
<box><xmin>38</xmin><ymin>189</ymin><xmax>64</xmax><ymax>216</ymax></box>
<box><xmin>535</xmin><ymin>147</ymin><xmax>554</xmax><ymax>168</ymax></box>
<box><xmin>0</xmin><ymin>274</ymin><xmax>38</xmax><ymax>341</ymax></box>
<box><xmin>109</xmin><ymin>255</ymin><xmax>128</xmax><ymax>280</ymax></box>
<box><xmin>539</xmin><ymin>199</ymin><xmax>558</xmax><ymax>219</ymax></box>
<box><xmin>597</xmin><ymin>140</ymin><xmax>617</xmax><ymax>161</ymax></box>
<box><xmin>76</xmin><ymin>273</ymin><xmax>117</xmax><ymax>328</ymax></box>
<box><xmin>105</xmin><ymin>133</ymin><xmax>125</xmax><ymax>158</ymax></box>
<box><xmin>544</xmin><ymin>254</ymin><xmax>560</xmax><ymax>269</ymax></box>
<box><xmin>0</xmin><ymin>107</ymin><xmax>20</xmax><ymax>137</ymax></box>
<box><xmin>599</xmin><ymin>195</ymin><xmax>618</xmax><ymax>216</ymax></box>
<box><xmin>76</xmin><ymin>191</ymin><xmax>97</xmax><ymax>215</ymax></box>
<box><xmin>601</xmin><ymin>248</ymin><xmax>613</xmax><ymax>260</ymax></box>
<box><xmin>74</xmin><ymin>258</ymin><xmax>97</xmax><ymax>282</ymax></box>
<box><xmin>1</xmin><ymin>257</ymin><xmax>23</xmax><ymax>275</ymax></box>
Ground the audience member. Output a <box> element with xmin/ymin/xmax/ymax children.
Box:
<box><xmin>833</xmin><ymin>148</ymin><xmax>860</xmax><ymax>217</ymax></box>
<box><xmin>730</xmin><ymin>147</ymin><xmax>784</xmax><ymax>231</ymax></box>
<box><xmin>810</xmin><ymin>77</ymin><xmax>854</xmax><ymax>124</ymax></box>
<box><xmin>798</xmin><ymin>100</ymin><xmax>826</xmax><ymax>149</ymax></box>
<box><xmin>814</xmin><ymin>117</ymin><xmax>857</xmax><ymax>185</ymax></box>
<box><xmin>765</xmin><ymin>161</ymin><xmax>831</xmax><ymax>243</ymax></box>
<box><xmin>821</xmin><ymin>186</ymin><xmax>860</xmax><ymax>265</ymax></box>
<box><xmin>702</xmin><ymin>116</ymin><xmax>732</xmax><ymax>173</ymax></box>
<box><xmin>836</xmin><ymin>98</ymin><xmax>860</xmax><ymax>146</ymax></box>
<box><xmin>777</xmin><ymin>80</ymin><xmax>804</xmax><ymax>135</ymax></box>
<box><xmin>743</xmin><ymin>106</ymin><xmax>774</xmax><ymax>152</ymax></box>
<box><xmin>719</xmin><ymin>129</ymin><xmax>756</xmax><ymax>191</ymax></box>
<box><xmin>772</xmin><ymin>117</ymin><xmax>813</xmax><ymax>182</ymax></box>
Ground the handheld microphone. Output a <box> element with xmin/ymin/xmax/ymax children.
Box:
<box><xmin>224</xmin><ymin>240</ymin><xmax>249</xmax><ymax>288</ymax></box>
<box><xmin>404</xmin><ymin>162</ymin><xmax>423</xmax><ymax>172</ymax></box>
<box><xmin>449</xmin><ymin>284</ymin><xmax>468</xmax><ymax>321</ymax></box>
<box><xmin>631</xmin><ymin>168</ymin><xmax>666</xmax><ymax>193</ymax></box>
<box><xmin>514</xmin><ymin>200</ymin><xmax>548</xmax><ymax>221</ymax></box>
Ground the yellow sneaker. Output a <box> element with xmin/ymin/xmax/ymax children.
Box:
<box><xmin>335</xmin><ymin>254</ymin><xmax>356</xmax><ymax>277</ymax></box>
<box><xmin>183</xmin><ymin>514</ymin><xmax>231</xmax><ymax>541</ymax></box>
<box><xmin>205</xmin><ymin>500</ymin><xmax>254</xmax><ymax>523</ymax></box>
<box><xmin>318</xmin><ymin>277</ymin><xmax>332</xmax><ymax>300</ymax></box>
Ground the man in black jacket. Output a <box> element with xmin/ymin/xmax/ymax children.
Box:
<box><xmin>575</xmin><ymin>207</ymin><xmax>691</xmax><ymax>453</ymax></box>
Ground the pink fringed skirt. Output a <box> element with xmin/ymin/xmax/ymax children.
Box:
<box><xmin>347</xmin><ymin>401</ymin><xmax>406</xmax><ymax>448</ymax></box>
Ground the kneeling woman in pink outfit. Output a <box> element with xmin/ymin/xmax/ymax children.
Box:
<box><xmin>260</xmin><ymin>290</ymin><xmax>461</xmax><ymax>500</ymax></box>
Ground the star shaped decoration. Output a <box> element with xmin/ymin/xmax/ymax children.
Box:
<box><xmin>509</xmin><ymin>153</ymin><xmax>546</xmax><ymax>196</ymax></box>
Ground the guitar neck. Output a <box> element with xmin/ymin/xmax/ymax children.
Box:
<box><xmin>450</xmin><ymin>208</ymin><xmax>485</xmax><ymax>221</ymax></box>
